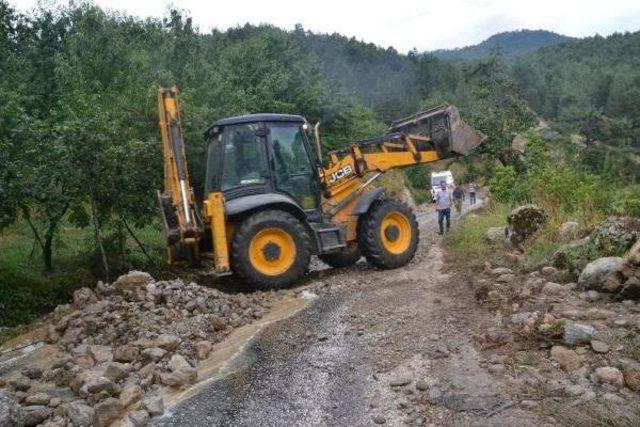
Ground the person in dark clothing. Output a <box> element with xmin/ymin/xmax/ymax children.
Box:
<box><xmin>452</xmin><ymin>184</ymin><xmax>465</xmax><ymax>214</ymax></box>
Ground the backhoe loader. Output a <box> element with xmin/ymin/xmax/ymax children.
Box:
<box><xmin>157</xmin><ymin>87</ymin><xmax>484</xmax><ymax>288</ymax></box>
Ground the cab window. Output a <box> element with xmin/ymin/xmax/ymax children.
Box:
<box><xmin>220</xmin><ymin>123</ymin><xmax>268</xmax><ymax>191</ymax></box>
<box><xmin>269</xmin><ymin>122</ymin><xmax>317</xmax><ymax>209</ymax></box>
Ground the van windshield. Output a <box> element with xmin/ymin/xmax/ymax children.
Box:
<box><xmin>431</xmin><ymin>177</ymin><xmax>447</xmax><ymax>187</ymax></box>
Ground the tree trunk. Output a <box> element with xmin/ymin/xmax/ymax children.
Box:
<box><xmin>43</xmin><ymin>223</ymin><xmax>56</xmax><ymax>273</ymax></box>
<box><xmin>39</xmin><ymin>205</ymin><xmax>68</xmax><ymax>273</ymax></box>
<box><xmin>90</xmin><ymin>197</ymin><xmax>110</xmax><ymax>282</ymax></box>
<box><xmin>22</xmin><ymin>206</ymin><xmax>45</xmax><ymax>260</ymax></box>
<box><xmin>122</xmin><ymin>216</ymin><xmax>156</xmax><ymax>267</ymax></box>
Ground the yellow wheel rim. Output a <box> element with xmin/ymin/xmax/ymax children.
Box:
<box><xmin>380</xmin><ymin>211</ymin><xmax>412</xmax><ymax>255</ymax></box>
<box><xmin>249</xmin><ymin>227</ymin><xmax>296</xmax><ymax>276</ymax></box>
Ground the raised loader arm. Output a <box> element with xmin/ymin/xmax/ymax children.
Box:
<box><xmin>320</xmin><ymin>104</ymin><xmax>485</xmax><ymax>212</ymax></box>
<box><xmin>157</xmin><ymin>87</ymin><xmax>203</xmax><ymax>263</ymax></box>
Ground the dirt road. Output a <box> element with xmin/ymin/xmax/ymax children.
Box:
<box><xmin>156</xmin><ymin>197</ymin><xmax>550</xmax><ymax>427</ymax></box>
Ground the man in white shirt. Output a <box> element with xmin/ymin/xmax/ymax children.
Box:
<box><xmin>435</xmin><ymin>180</ymin><xmax>452</xmax><ymax>235</ymax></box>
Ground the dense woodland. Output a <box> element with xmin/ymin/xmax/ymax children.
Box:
<box><xmin>0</xmin><ymin>2</ymin><xmax>639</xmax><ymax>325</ymax></box>
<box><xmin>432</xmin><ymin>29</ymin><xmax>574</xmax><ymax>60</ymax></box>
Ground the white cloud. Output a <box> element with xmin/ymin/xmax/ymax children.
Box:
<box><xmin>8</xmin><ymin>0</ymin><xmax>640</xmax><ymax>52</ymax></box>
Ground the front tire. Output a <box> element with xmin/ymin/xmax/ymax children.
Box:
<box><xmin>357</xmin><ymin>199</ymin><xmax>419</xmax><ymax>269</ymax></box>
<box><xmin>319</xmin><ymin>242</ymin><xmax>361</xmax><ymax>268</ymax></box>
<box><xmin>231</xmin><ymin>210</ymin><xmax>311</xmax><ymax>289</ymax></box>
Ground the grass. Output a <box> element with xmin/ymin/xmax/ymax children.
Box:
<box><xmin>519</xmin><ymin>221</ymin><xmax>565</xmax><ymax>268</ymax></box>
<box><xmin>443</xmin><ymin>202</ymin><xmax>511</xmax><ymax>268</ymax></box>
<box><xmin>612</xmin><ymin>330</ymin><xmax>640</xmax><ymax>360</ymax></box>
<box><xmin>549</xmin><ymin>401</ymin><xmax>640</xmax><ymax>427</ymax></box>
<box><xmin>0</xmin><ymin>220</ymin><xmax>165</xmax><ymax>333</ymax></box>
<box><xmin>444</xmin><ymin>197</ymin><xmax>611</xmax><ymax>275</ymax></box>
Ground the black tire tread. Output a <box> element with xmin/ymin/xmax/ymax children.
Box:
<box><xmin>357</xmin><ymin>198</ymin><xmax>419</xmax><ymax>269</ymax></box>
<box><xmin>230</xmin><ymin>210</ymin><xmax>311</xmax><ymax>289</ymax></box>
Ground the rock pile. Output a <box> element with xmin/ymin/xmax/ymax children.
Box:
<box><xmin>473</xmin><ymin>215</ymin><xmax>640</xmax><ymax>413</ymax></box>
<box><xmin>1</xmin><ymin>271</ymin><xmax>274</xmax><ymax>426</ymax></box>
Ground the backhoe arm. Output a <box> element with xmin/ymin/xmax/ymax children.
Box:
<box><xmin>157</xmin><ymin>87</ymin><xmax>202</xmax><ymax>261</ymax></box>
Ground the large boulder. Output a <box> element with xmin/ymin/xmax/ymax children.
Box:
<box><xmin>591</xmin><ymin>216</ymin><xmax>640</xmax><ymax>255</ymax></box>
<box><xmin>114</xmin><ymin>271</ymin><xmax>154</xmax><ymax>291</ymax></box>
<box><xmin>506</xmin><ymin>204</ymin><xmax>547</xmax><ymax>245</ymax></box>
<box><xmin>578</xmin><ymin>257</ymin><xmax>623</xmax><ymax>291</ymax></box>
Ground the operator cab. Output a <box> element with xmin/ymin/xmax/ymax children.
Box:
<box><xmin>204</xmin><ymin>114</ymin><xmax>320</xmax><ymax>214</ymax></box>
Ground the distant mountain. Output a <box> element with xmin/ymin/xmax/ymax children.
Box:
<box><xmin>432</xmin><ymin>30</ymin><xmax>575</xmax><ymax>60</ymax></box>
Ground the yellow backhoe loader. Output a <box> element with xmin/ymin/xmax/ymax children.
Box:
<box><xmin>157</xmin><ymin>86</ymin><xmax>484</xmax><ymax>288</ymax></box>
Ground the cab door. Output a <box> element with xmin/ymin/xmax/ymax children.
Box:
<box><xmin>267</xmin><ymin>122</ymin><xmax>319</xmax><ymax>212</ymax></box>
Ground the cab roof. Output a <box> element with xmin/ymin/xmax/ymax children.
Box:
<box><xmin>204</xmin><ymin>113</ymin><xmax>306</xmax><ymax>137</ymax></box>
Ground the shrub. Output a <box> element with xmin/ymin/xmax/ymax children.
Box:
<box><xmin>613</xmin><ymin>185</ymin><xmax>640</xmax><ymax>216</ymax></box>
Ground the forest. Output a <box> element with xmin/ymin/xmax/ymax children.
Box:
<box><xmin>0</xmin><ymin>1</ymin><xmax>639</xmax><ymax>326</ymax></box>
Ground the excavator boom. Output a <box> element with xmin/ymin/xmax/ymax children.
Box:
<box><xmin>157</xmin><ymin>87</ymin><xmax>202</xmax><ymax>263</ymax></box>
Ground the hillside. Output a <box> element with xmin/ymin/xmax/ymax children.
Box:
<box><xmin>1</xmin><ymin>2</ymin><xmax>639</xmax><ymax>331</ymax></box>
<box><xmin>432</xmin><ymin>29</ymin><xmax>574</xmax><ymax>60</ymax></box>
<box><xmin>511</xmin><ymin>30</ymin><xmax>640</xmax><ymax>152</ymax></box>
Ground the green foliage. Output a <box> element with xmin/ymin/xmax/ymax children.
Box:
<box><xmin>433</xmin><ymin>30</ymin><xmax>572</xmax><ymax>61</ymax></box>
<box><xmin>0</xmin><ymin>221</ymin><xmax>164</xmax><ymax>327</ymax></box>
<box><xmin>511</xmin><ymin>31</ymin><xmax>640</xmax><ymax>151</ymax></box>
<box><xmin>0</xmin><ymin>3</ymin><xmax>387</xmax><ymax>275</ymax></box>
<box><xmin>489</xmin><ymin>166</ymin><xmax>531</xmax><ymax>205</ymax></box>
<box><xmin>444</xmin><ymin>204</ymin><xmax>511</xmax><ymax>267</ymax></box>
<box><xmin>489</xmin><ymin>132</ymin><xmax>611</xmax><ymax>217</ymax></box>
<box><xmin>613</xmin><ymin>185</ymin><xmax>640</xmax><ymax>217</ymax></box>
<box><xmin>403</xmin><ymin>165</ymin><xmax>433</xmax><ymax>204</ymax></box>
<box><xmin>552</xmin><ymin>239</ymin><xmax>602</xmax><ymax>278</ymax></box>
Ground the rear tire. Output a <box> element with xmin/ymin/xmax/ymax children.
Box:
<box><xmin>357</xmin><ymin>199</ymin><xmax>419</xmax><ymax>269</ymax></box>
<box><xmin>231</xmin><ymin>210</ymin><xmax>311</xmax><ymax>289</ymax></box>
<box><xmin>319</xmin><ymin>242</ymin><xmax>361</xmax><ymax>268</ymax></box>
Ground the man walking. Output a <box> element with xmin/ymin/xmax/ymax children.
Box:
<box><xmin>468</xmin><ymin>181</ymin><xmax>476</xmax><ymax>205</ymax></box>
<box><xmin>435</xmin><ymin>180</ymin><xmax>452</xmax><ymax>235</ymax></box>
<box><xmin>452</xmin><ymin>184</ymin><xmax>465</xmax><ymax>214</ymax></box>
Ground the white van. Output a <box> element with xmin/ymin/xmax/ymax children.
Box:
<box><xmin>430</xmin><ymin>171</ymin><xmax>455</xmax><ymax>202</ymax></box>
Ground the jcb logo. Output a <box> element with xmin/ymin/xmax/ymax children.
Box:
<box><xmin>329</xmin><ymin>165</ymin><xmax>353</xmax><ymax>183</ymax></box>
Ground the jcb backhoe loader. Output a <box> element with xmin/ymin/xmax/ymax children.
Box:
<box><xmin>157</xmin><ymin>87</ymin><xmax>484</xmax><ymax>288</ymax></box>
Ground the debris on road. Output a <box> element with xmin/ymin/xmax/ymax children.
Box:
<box><xmin>0</xmin><ymin>270</ymin><xmax>276</xmax><ymax>426</ymax></box>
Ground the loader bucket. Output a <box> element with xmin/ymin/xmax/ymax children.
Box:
<box><xmin>389</xmin><ymin>105</ymin><xmax>485</xmax><ymax>158</ymax></box>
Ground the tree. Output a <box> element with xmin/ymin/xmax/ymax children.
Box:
<box><xmin>461</xmin><ymin>57</ymin><xmax>537</xmax><ymax>167</ymax></box>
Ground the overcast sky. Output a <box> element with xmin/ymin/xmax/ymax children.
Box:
<box><xmin>9</xmin><ymin>0</ymin><xmax>640</xmax><ymax>52</ymax></box>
